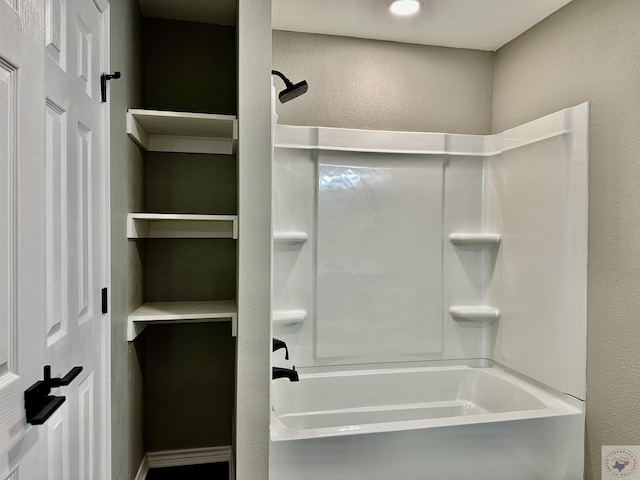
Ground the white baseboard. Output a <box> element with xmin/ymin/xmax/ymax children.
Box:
<box><xmin>134</xmin><ymin>454</ymin><xmax>149</xmax><ymax>480</ymax></box>
<box><xmin>136</xmin><ymin>446</ymin><xmax>233</xmax><ymax>480</ymax></box>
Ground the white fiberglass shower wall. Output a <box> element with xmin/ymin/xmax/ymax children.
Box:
<box><xmin>270</xmin><ymin>103</ymin><xmax>588</xmax><ymax>480</ymax></box>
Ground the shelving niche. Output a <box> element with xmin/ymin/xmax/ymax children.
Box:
<box><xmin>127</xmin><ymin>109</ymin><xmax>238</xmax><ymax>155</ymax></box>
<box><xmin>273</xmin><ymin>309</ymin><xmax>307</xmax><ymax>327</ymax></box>
<box><xmin>123</xmin><ymin>13</ymin><xmax>240</xmax><ymax>466</ymax></box>
<box><xmin>127</xmin><ymin>109</ymin><xmax>238</xmax><ymax>341</ymax></box>
<box><xmin>272</xmin><ymin>227</ymin><xmax>308</xmax><ymax>330</ymax></box>
<box><xmin>128</xmin><ymin>300</ymin><xmax>238</xmax><ymax>341</ymax></box>
<box><xmin>128</xmin><ymin>213</ymin><xmax>238</xmax><ymax>239</ymax></box>
<box><xmin>449</xmin><ymin>306</ymin><xmax>500</xmax><ymax>322</ymax></box>
<box><xmin>449</xmin><ymin>232</ymin><xmax>501</xmax><ymax>323</ymax></box>
<box><xmin>273</xmin><ymin>231</ymin><xmax>308</xmax><ymax>244</ymax></box>
<box><xmin>449</xmin><ymin>233</ymin><xmax>501</xmax><ymax>249</ymax></box>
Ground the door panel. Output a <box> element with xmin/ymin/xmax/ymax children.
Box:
<box><xmin>0</xmin><ymin>2</ymin><xmax>36</xmax><ymax>478</ymax></box>
<box><xmin>0</xmin><ymin>0</ymin><xmax>108</xmax><ymax>477</ymax></box>
<box><xmin>75</xmin><ymin>121</ymin><xmax>92</xmax><ymax>323</ymax></box>
<box><xmin>75</xmin><ymin>17</ymin><xmax>91</xmax><ymax>96</ymax></box>
<box><xmin>78</xmin><ymin>372</ymin><xmax>94</xmax><ymax>480</ymax></box>
<box><xmin>46</xmin><ymin>0</ymin><xmax>66</xmax><ymax>69</ymax></box>
<box><xmin>45</xmin><ymin>99</ymin><xmax>67</xmax><ymax>344</ymax></box>
<box><xmin>47</xmin><ymin>406</ymin><xmax>69</xmax><ymax>480</ymax></box>
<box><xmin>0</xmin><ymin>60</ymin><xmax>15</xmax><ymax>372</ymax></box>
<box><xmin>43</xmin><ymin>0</ymin><xmax>107</xmax><ymax>478</ymax></box>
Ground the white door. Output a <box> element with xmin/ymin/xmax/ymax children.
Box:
<box><xmin>0</xmin><ymin>0</ymin><xmax>110</xmax><ymax>478</ymax></box>
<box><xmin>0</xmin><ymin>0</ymin><xmax>47</xmax><ymax>478</ymax></box>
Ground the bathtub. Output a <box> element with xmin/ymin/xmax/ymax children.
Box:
<box><xmin>270</xmin><ymin>361</ymin><xmax>584</xmax><ymax>480</ymax></box>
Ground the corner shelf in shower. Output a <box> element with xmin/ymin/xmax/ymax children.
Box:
<box><xmin>127</xmin><ymin>300</ymin><xmax>238</xmax><ymax>341</ymax></box>
<box><xmin>273</xmin><ymin>231</ymin><xmax>308</xmax><ymax>244</ymax></box>
<box><xmin>127</xmin><ymin>108</ymin><xmax>238</xmax><ymax>155</ymax></box>
<box><xmin>127</xmin><ymin>213</ymin><xmax>238</xmax><ymax>239</ymax></box>
<box><xmin>449</xmin><ymin>306</ymin><xmax>500</xmax><ymax>322</ymax></box>
<box><xmin>449</xmin><ymin>233</ymin><xmax>501</xmax><ymax>249</ymax></box>
<box><xmin>273</xmin><ymin>309</ymin><xmax>307</xmax><ymax>327</ymax></box>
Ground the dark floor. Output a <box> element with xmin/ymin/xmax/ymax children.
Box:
<box><xmin>146</xmin><ymin>462</ymin><xmax>229</xmax><ymax>480</ymax></box>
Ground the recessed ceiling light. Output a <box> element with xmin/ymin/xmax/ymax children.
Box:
<box><xmin>388</xmin><ymin>0</ymin><xmax>422</xmax><ymax>16</ymax></box>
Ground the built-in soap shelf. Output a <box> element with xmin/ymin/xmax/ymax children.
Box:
<box><xmin>449</xmin><ymin>306</ymin><xmax>500</xmax><ymax>322</ymax></box>
<box><xmin>127</xmin><ymin>300</ymin><xmax>238</xmax><ymax>341</ymax></box>
<box><xmin>127</xmin><ymin>108</ymin><xmax>238</xmax><ymax>155</ymax></box>
<box><xmin>273</xmin><ymin>231</ymin><xmax>308</xmax><ymax>244</ymax></box>
<box><xmin>127</xmin><ymin>213</ymin><xmax>238</xmax><ymax>239</ymax></box>
<box><xmin>449</xmin><ymin>233</ymin><xmax>501</xmax><ymax>249</ymax></box>
<box><xmin>273</xmin><ymin>309</ymin><xmax>307</xmax><ymax>327</ymax></box>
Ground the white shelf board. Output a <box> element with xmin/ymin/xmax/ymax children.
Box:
<box><xmin>449</xmin><ymin>306</ymin><xmax>500</xmax><ymax>322</ymax></box>
<box><xmin>127</xmin><ymin>213</ymin><xmax>238</xmax><ymax>239</ymax></box>
<box><xmin>127</xmin><ymin>300</ymin><xmax>238</xmax><ymax>341</ymax></box>
<box><xmin>273</xmin><ymin>309</ymin><xmax>307</xmax><ymax>327</ymax></box>
<box><xmin>449</xmin><ymin>233</ymin><xmax>501</xmax><ymax>249</ymax></box>
<box><xmin>127</xmin><ymin>109</ymin><xmax>238</xmax><ymax>155</ymax></box>
<box><xmin>273</xmin><ymin>231</ymin><xmax>308</xmax><ymax>244</ymax></box>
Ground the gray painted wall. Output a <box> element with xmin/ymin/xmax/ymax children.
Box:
<box><xmin>144</xmin><ymin>323</ymin><xmax>235</xmax><ymax>451</ymax></box>
<box><xmin>272</xmin><ymin>31</ymin><xmax>494</xmax><ymax>134</ymax></box>
<box><xmin>143</xmin><ymin>18</ymin><xmax>236</xmax><ymax>115</ymax></box>
<box><xmin>236</xmin><ymin>0</ymin><xmax>273</xmax><ymax>478</ymax></box>
<box><xmin>145</xmin><ymin>152</ymin><xmax>237</xmax><ymax>215</ymax></box>
<box><xmin>110</xmin><ymin>1</ymin><xmax>145</xmax><ymax>479</ymax></box>
<box><xmin>492</xmin><ymin>1</ymin><xmax>640</xmax><ymax>478</ymax></box>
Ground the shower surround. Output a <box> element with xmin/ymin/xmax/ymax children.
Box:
<box><xmin>270</xmin><ymin>103</ymin><xmax>588</xmax><ymax>479</ymax></box>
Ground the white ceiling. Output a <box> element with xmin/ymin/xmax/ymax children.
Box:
<box><xmin>136</xmin><ymin>0</ymin><xmax>573</xmax><ymax>52</ymax></box>
<box><xmin>272</xmin><ymin>0</ymin><xmax>573</xmax><ymax>51</ymax></box>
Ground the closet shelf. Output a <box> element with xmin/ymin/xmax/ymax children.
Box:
<box><xmin>127</xmin><ymin>300</ymin><xmax>238</xmax><ymax>341</ymax></box>
<box><xmin>449</xmin><ymin>306</ymin><xmax>500</xmax><ymax>322</ymax></box>
<box><xmin>127</xmin><ymin>109</ymin><xmax>238</xmax><ymax>155</ymax></box>
<box><xmin>449</xmin><ymin>233</ymin><xmax>501</xmax><ymax>249</ymax></box>
<box><xmin>273</xmin><ymin>309</ymin><xmax>307</xmax><ymax>327</ymax></box>
<box><xmin>127</xmin><ymin>213</ymin><xmax>238</xmax><ymax>239</ymax></box>
<box><xmin>273</xmin><ymin>231</ymin><xmax>308</xmax><ymax>244</ymax></box>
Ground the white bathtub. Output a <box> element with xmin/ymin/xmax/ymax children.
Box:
<box><xmin>270</xmin><ymin>362</ymin><xmax>584</xmax><ymax>480</ymax></box>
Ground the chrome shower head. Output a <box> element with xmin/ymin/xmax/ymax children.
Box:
<box><xmin>272</xmin><ymin>70</ymin><xmax>308</xmax><ymax>103</ymax></box>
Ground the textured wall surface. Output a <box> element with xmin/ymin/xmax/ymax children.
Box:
<box><xmin>144</xmin><ymin>152</ymin><xmax>237</xmax><ymax>215</ymax></box>
<box><xmin>109</xmin><ymin>0</ymin><xmax>145</xmax><ymax>479</ymax></box>
<box><xmin>236</xmin><ymin>0</ymin><xmax>272</xmax><ymax>479</ymax></box>
<box><xmin>144</xmin><ymin>323</ymin><xmax>236</xmax><ymax>451</ymax></box>
<box><xmin>272</xmin><ymin>31</ymin><xmax>494</xmax><ymax>134</ymax></box>
<box><xmin>143</xmin><ymin>19</ymin><xmax>236</xmax><ymax>115</ymax></box>
<box><xmin>492</xmin><ymin>1</ymin><xmax>640</xmax><ymax>478</ymax></box>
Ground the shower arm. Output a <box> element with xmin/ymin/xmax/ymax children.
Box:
<box><xmin>271</xmin><ymin>70</ymin><xmax>294</xmax><ymax>88</ymax></box>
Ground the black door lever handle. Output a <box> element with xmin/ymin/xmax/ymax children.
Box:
<box><xmin>28</xmin><ymin>397</ymin><xmax>66</xmax><ymax>426</ymax></box>
<box><xmin>47</xmin><ymin>366</ymin><xmax>83</xmax><ymax>387</ymax></box>
<box><xmin>25</xmin><ymin>365</ymin><xmax>84</xmax><ymax>425</ymax></box>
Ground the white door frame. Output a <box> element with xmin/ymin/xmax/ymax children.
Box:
<box><xmin>95</xmin><ymin>1</ymin><xmax>111</xmax><ymax>479</ymax></box>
